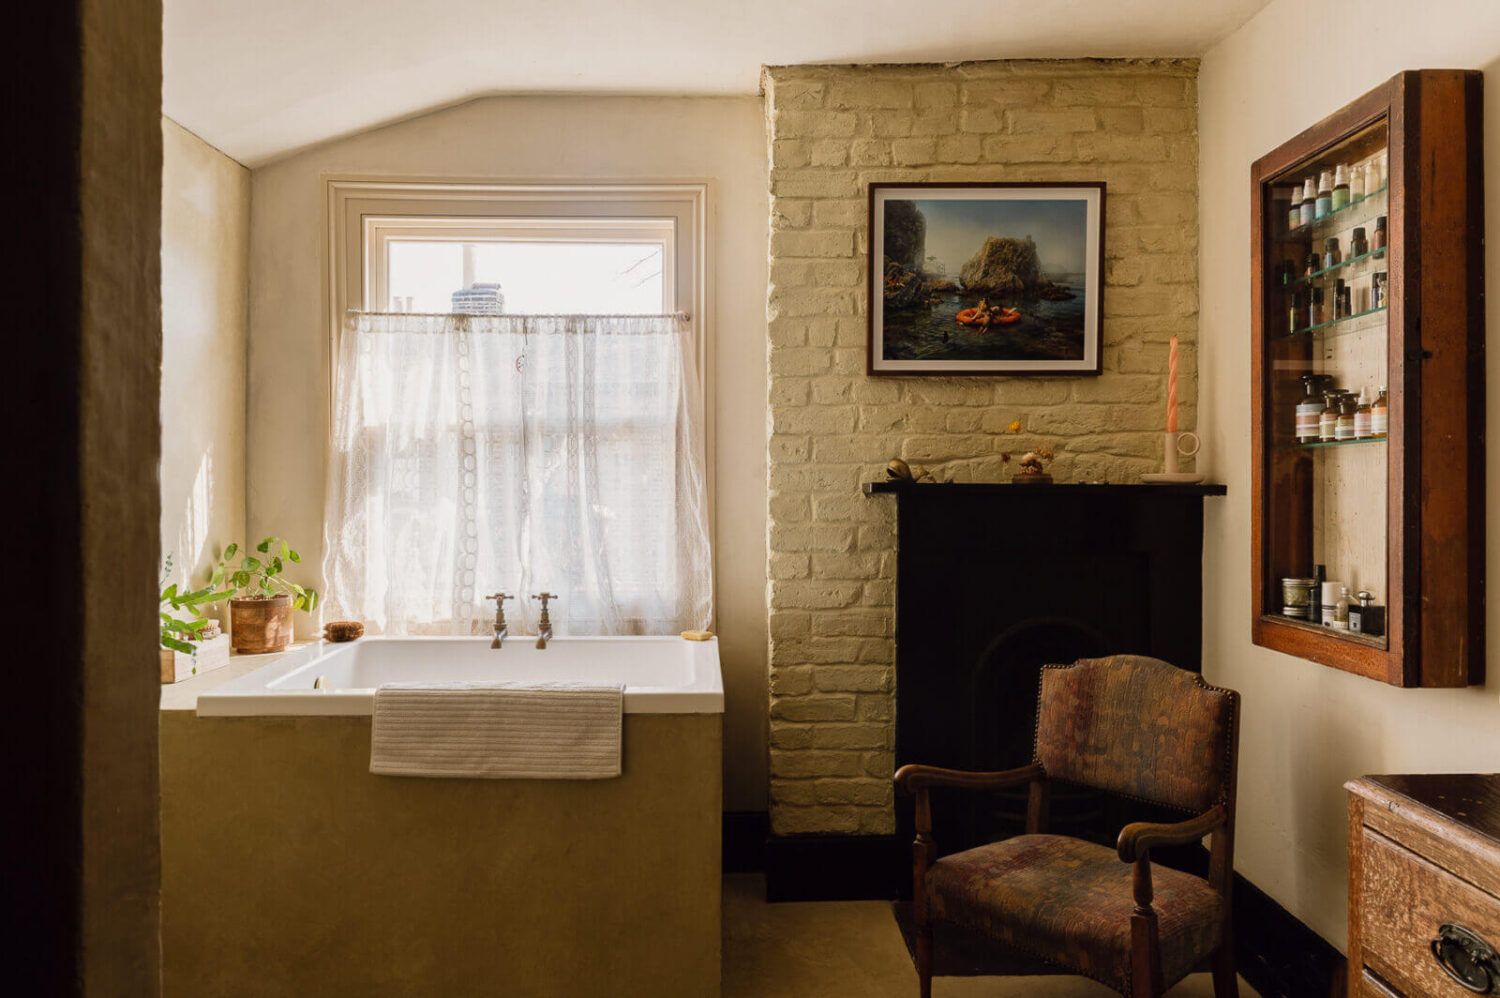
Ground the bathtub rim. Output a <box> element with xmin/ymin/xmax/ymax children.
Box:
<box><xmin>194</xmin><ymin>635</ymin><xmax>724</xmax><ymax>717</ymax></box>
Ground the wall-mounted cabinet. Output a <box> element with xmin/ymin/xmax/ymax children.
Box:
<box><xmin>1250</xmin><ymin>70</ymin><xmax>1484</xmax><ymax>687</ymax></box>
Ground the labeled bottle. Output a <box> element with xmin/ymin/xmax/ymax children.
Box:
<box><xmin>1301</xmin><ymin>178</ymin><xmax>1318</xmax><ymax>225</ymax></box>
<box><xmin>1305</xmin><ymin>253</ymin><xmax>1320</xmax><ymax>278</ymax></box>
<box><xmin>1288</xmin><ymin>188</ymin><xmax>1303</xmax><ymax>229</ymax></box>
<box><xmin>1334</xmin><ymin>279</ymin><xmax>1350</xmax><ymax>319</ymax></box>
<box><xmin>1332</xmin><ymin>586</ymin><xmax>1353</xmax><ymax>630</ymax></box>
<box><xmin>1351</xmin><ymin>591</ymin><xmax>1385</xmax><ymax>636</ymax></box>
<box><xmin>1373</xmin><ymin>216</ymin><xmax>1387</xmax><ymax>251</ymax></box>
<box><xmin>1350</xmin><ymin>226</ymin><xmax>1369</xmax><ymax>258</ymax></box>
<box><xmin>1336</xmin><ymin>394</ymin><xmax>1357</xmax><ymax>440</ymax></box>
<box><xmin>1296</xmin><ymin>375</ymin><xmax>1327</xmax><ymax>442</ymax></box>
<box><xmin>1354</xmin><ymin>387</ymin><xmax>1372</xmax><ymax>438</ymax></box>
<box><xmin>1332</xmin><ymin>165</ymin><xmax>1351</xmax><ymax>211</ymax></box>
<box><xmin>1316</xmin><ymin>171</ymin><xmax>1334</xmax><ymax>218</ymax></box>
<box><xmin>1307</xmin><ymin>287</ymin><xmax>1325</xmax><ymax>328</ymax></box>
<box><xmin>1289</xmin><ymin>287</ymin><xmax>1302</xmax><ymax>334</ymax></box>
<box><xmin>1371</xmin><ymin>386</ymin><xmax>1389</xmax><ymax>438</ymax></box>
<box><xmin>1324</xmin><ymin>237</ymin><xmax>1341</xmax><ymax>270</ymax></box>
<box><xmin>1350</xmin><ymin>162</ymin><xmax>1366</xmax><ymax>201</ymax></box>
<box><xmin>1372</xmin><ymin>272</ymin><xmax>1388</xmax><ymax>310</ymax></box>
<box><xmin>1319</xmin><ymin>392</ymin><xmax>1340</xmax><ymax>441</ymax></box>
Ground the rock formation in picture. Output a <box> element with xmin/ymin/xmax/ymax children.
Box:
<box><xmin>959</xmin><ymin>236</ymin><xmax>1075</xmax><ymax>300</ymax></box>
<box><xmin>882</xmin><ymin>200</ymin><xmax>932</xmax><ymax>308</ymax></box>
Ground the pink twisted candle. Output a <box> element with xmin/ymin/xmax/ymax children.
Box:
<box><xmin>1166</xmin><ymin>336</ymin><xmax>1179</xmax><ymax>433</ymax></box>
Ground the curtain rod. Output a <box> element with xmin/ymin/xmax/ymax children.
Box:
<box><xmin>348</xmin><ymin>309</ymin><xmax>692</xmax><ymax>321</ymax></box>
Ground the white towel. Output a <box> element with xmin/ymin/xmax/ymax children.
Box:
<box><xmin>369</xmin><ymin>682</ymin><xmax>625</xmax><ymax>779</ymax></box>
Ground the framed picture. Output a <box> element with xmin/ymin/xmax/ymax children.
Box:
<box><xmin>867</xmin><ymin>182</ymin><xmax>1105</xmax><ymax>376</ymax></box>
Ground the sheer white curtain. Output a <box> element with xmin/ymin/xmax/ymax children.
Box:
<box><xmin>323</xmin><ymin>312</ymin><xmax>711</xmax><ymax>636</ymax></box>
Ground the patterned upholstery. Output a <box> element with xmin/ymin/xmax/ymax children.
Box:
<box><xmin>1034</xmin><ymin>655</ymin><xmax>1237</xmax><ymax>814</ymax></box>
<box><xmin>926</xmin><ymin>835</ymin><xmax>1225</xmax><ymax>993</ymax></box>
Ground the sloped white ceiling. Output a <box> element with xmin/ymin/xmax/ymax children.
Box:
<box><xmin>165</xmin><ymin>0</ymin><xmax>1270</xmax><ymax>166</ymax></box>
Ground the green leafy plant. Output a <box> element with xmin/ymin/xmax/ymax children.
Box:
<box><xmin>160</xmin><ymin>555</ymin><xmax>235</xmax><ymax>655</ymax></box>
<box><xmin>212</xmin><ymin>537</ymin><xmax>319</xmax><ymax>613</ymax></box>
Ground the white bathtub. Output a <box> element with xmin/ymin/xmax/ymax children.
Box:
<box><xmin>197</xmin><ymin>635</ymin><xmax>723</xmax><ymax>716</ymax></box>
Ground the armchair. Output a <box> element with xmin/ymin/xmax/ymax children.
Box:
<box><xmin>894</xmin><ymin>654</ymin><xmax>1240</xmax><ymax>998</ymax></box>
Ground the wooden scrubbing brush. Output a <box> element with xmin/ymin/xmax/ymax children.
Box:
<box><xmin>323</xmin><ymin>620</ymin><xmax>365</xmax><ymax>643</ymax></box>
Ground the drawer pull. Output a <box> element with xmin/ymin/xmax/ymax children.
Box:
<box><xmin>1431</xmin><ymin>923</ymin><xmax>1499</xmax><ymax>994</ymax></box>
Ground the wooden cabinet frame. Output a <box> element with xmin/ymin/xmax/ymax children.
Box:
<box><xmin>1250</xmin><ymin>70</ymin><xmax>1485</xmax><ymax>687</ymax></box>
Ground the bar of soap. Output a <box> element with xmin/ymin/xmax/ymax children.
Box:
<box><xmin>681</xmin><ymin>630</ymin><xmax>715</xmax><ymax>642</ymax></box>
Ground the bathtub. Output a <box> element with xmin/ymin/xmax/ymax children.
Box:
<box><xmin>197</xmin><ymin>634</ymin><xmax>723</xmax><ymax>716</ymax></box>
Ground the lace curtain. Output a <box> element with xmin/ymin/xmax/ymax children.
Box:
<box><xmin>323</xmin><ymin>312</ymin><xmax>711</xmax><ymax>635</ymax></box>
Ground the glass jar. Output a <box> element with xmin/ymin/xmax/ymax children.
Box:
<box><xmin>1354</xmin><ymin>388</ymin><xmax>1372</xmax><ymax>438</ymax></box>
<box><xmin>1319</xmin><ymin>392</ymin><xmax>1340</xmax><ymax>441</ymax></box>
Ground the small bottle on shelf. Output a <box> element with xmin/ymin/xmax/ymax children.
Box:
<box><xmin>1319</xmin><ymin>392</ymin><xmax>1340</xmax><ymax>441</ymax></box>
<box><xmin>1324</xmin><ymin>237</ymin><xmax>1341</xmax><ymax>270</ymax></box>
<box><xmin>1289</xmin><ymin>288</ymin><xmax>1302</xmax><ymax>334</ymax></box>
<box><xmin>1333</xmin><ymin>279</ymin><xmax>1350</xmax><ymax>319</ymax></box>
<box><xmin>1296</xmin><ymin>375</ymin><xmax>1326</xmax><ymax>442</ymax></box>
<box><xmin>1332</xmin><ymin>165</ymin><xmax>1351</xmax><ymax>211</ymax></box>
<box><xmin>1350</xmin><ymin>591</ymin><xmax>1385</xmax><ymax>636</ymax></box>
<box><xmin>1301</xmin><ymin>178</ymin><xmax>1318</xmax><ymax>225</ymax></box>
<box><xmin>1305</xmin><ymin>253</ymin><xmax>1320</xmax><ymax>278</ymax></box>
<box><xmin>1351</xmin><ymin>227</ymin><xmax>1368</xmax><ymax>258</ymax></box>
<box><xmin>1316</xmin><ymin>171</ymin><xmax>1334</xmax><ymax>218</ymax></box>
<box><xmin>1354</xmin><ymin>388</ymin><xmax>1372</xmax><ymax>438</ymax></box>
<box><xmin>1350</xmin><ymin>162</ymin><xmax>1366</xmax><ymax>201</ymax></box>
<box><xmin>1373</xmin><ymin>216</ymin><xmax>1387</xmax><ymax>251</ymax></box>
<box><xmin>1336</xmin><ymin>394</ymin><xmax>1357</xmax><ymax>440</ymax></box>
<box><xmin>1372</xmin><ymin>272</ymin><xmax>1388</xmax><ymax>310</ymax></box>
<box><xmin>1371</xmin><ymin>386</ymin><xmax>1389</xmax><ymax>438</ymax></box>
<box><xmin>1332</xmin><ymin>586</ymin><xmax>1353</xmax><ymax>630</ymax></box>
<box><xmin>1307</xmin><ymin>287</ymin><xmax>1325</xmax><ymax>328</ymax></box>
<box><xmin>1288</xmin><ymin>188</ymin><xmax>1303</xmax><ymax>229</ymax></box>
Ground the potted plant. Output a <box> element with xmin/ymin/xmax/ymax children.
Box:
<box><xmin>212</xmin><ymin>538</ymin><xmax>319</xmax><ymax>653</ymax></box>
<box><xmin>160</xmin><ymin>555</ymin><xmax>235</xmax><ymax>655</ymax></box>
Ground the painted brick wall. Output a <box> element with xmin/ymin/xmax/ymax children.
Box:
<box><xmin>763</xmin><ymin>59</ymin><xmax>1199</xmax><ymax>836</ymax></box>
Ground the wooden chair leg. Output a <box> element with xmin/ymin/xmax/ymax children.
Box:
<box><xmin>1211</xmin><ymin>943</ymin><xmax>1238</xmax><ymax>998</ymax></box>
<box><xmin>915</xmin><ymin>925</ymin><xmax>933</xmax><ymax>998</ymax></box>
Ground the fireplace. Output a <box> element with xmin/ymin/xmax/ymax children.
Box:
<box><xmin>875</xmin><ymin>481</ymin><xmax>1226</xmax><ymax>868</ymax></box>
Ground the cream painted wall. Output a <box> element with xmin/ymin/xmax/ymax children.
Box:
<box><xmin>161</xmin><ymin>118</ymin><xmax>249</xmax><ymax>589</ymax></box>
<box><xmin>1199</xmin><ymin>0</ymin><xmax>1500</xmax><ymax>948</ymax></box>
<box><xmin>247</xmin><ymin>95</ymin><xmax>770</xmax><ymax>810</ymax></box>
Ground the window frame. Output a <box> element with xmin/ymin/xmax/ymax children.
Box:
<box><xmin>325</xmin><ymin>179</ymin><xmax>716</xmax><ymax>623</ymax></box>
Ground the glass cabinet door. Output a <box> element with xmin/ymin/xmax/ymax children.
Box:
<box><xmin>1262</xmin><ymin>121</ymin><xmax>1391</xmax><ymax>649</ymax></box>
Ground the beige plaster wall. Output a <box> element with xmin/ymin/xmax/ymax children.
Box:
<box><xmin>247</xmin><ymin>96</ymin><xmax>770</xmax><ymax>810</ymax></box>
<box><xmin>763</xmin><ymin>60</ymin><xmax>1200</xmax><ymax>835</ymax></box>
<box><xmin>161</xmin><ymin>118</ymin><xmax>248</xmax><ymax>591</ymax></box>
<box><xmin>1198</xmin><ymin>0</ymin><xmax>1500</xmax><ymax>949</ymax></box>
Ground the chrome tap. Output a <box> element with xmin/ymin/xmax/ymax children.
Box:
<box><xmin>485</xmin><ymin>592</ymin><xmax>513</xmax><ymax>649</ymax></box>
<box><xmin>531</xmin><ymin>592</ymin><xmax>557</xmax><ymax>649</ymax></box>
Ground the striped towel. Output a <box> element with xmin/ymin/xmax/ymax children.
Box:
<box><xmin>369</xmin><ymin>682</ymin><xmax>624</xmax><ymax>779</ymax></box>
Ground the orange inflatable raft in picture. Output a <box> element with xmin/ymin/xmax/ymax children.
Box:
<box><xmin>955</xmin><ymin>306</ymin><xmax>1021</xmax><ymax>328</ymax></box>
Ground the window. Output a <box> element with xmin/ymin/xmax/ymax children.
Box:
<box><xmin>324</xmin><ymin>181</ymin><xmax>713</xmax><ymax>635</ymax></box>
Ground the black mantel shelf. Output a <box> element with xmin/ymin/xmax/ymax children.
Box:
<box><xmin>863</xmin><ymin>481</ymin><xmax>1227</xmax><ymax>497</ymax></box>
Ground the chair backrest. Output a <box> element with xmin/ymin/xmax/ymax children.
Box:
<box><xmin>1033</xmin><ymin>655</ymin><xmax>1239</xmax><ymax>815</ymax></box>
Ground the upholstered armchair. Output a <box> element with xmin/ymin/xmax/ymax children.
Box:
<box><xmin>894</xmin><ymin>654</ymin><xmax>1240</xmax><ymax>998</ymax></box>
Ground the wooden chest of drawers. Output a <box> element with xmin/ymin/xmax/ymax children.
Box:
<box><xmin>1348</xmin><ymin>775</ymin><xmax>1500</xmax><ymax>998</ymax></box>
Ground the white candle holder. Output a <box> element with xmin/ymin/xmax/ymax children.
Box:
<box><xmin>1142</xmin><ymin>430</ymin><xmax>1205</xmax><ymax>484</ymax></box>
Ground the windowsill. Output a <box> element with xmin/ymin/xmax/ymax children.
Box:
<box><xmin>159</xmin><ymin>641</ymin><xmax>317</xmax><ymax>713</ymax></box>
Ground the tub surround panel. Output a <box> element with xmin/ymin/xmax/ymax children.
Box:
<box><xmin>763</xmin><ymin>59</ymin><xmax>1201</xmax><ymax>837</ymax></box>
<box><xmin>161</xmin><ymin>711</ymin><xmax>722</xmax><ymax>997</ymax></box>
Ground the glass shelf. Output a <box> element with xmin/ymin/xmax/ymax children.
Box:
<box><xmin>1278</xmin><ymin>304</ymin><xmax>1387</xmax><ymax>340</ymax></box>
<box><xmin>1282</xmin><ymin>185</ymin><xmax>1388</xmax><ymax>243</ymax></box>
<box><xmin>1288</xmin><ymin>436</ymin><xmax>1388</xmax><ymax>451</ymax></box>
<box><xmin>1284</xmin><ymin>246</ymin><xmax>1388</xmax><ymax>287</ymax></box>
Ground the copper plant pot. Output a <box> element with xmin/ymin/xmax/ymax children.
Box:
<box><xmin>230</xmin><ymin>594</ymin><xmax>294</xmax><ymax>654</ymax></box>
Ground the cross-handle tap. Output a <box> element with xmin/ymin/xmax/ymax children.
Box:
<box><xmin>485</xmin><ymin>592</ymin><xmax>513</xmax><ymax>649</ymax></box>
<box><xmin>531</xmin><ymin>592</ymin><xmax>557</xmax><ymax>649</ymax></box>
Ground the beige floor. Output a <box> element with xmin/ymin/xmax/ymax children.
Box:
<box><xmin>722</xmin><ymin>874</ymin><xmax>1257</xmax><ymax>998</ymax></box>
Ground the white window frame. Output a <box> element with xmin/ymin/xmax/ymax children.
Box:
<box><xmin>324</xmin><ymin>180</ymin><xmax>716</xmax><ymax>621</ymax></box>
<box><xmin>365</xmin><ymin>215</ymin><xmax>678</xmax><ymax>315</ymax></box>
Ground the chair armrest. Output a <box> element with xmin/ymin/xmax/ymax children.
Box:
<box><xmin>894</xmin><ymin>762</ymin><xmax>1044</xmax><ymax>795</ymax></box>
<box><xmin>1116</xmin><ymin>804</ymin><xmax>1227</xmax><ymax>862</ymax></box>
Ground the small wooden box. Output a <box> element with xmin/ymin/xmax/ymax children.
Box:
<box><xmin>160</xmin><ymin>632</ymin><xmax>231</xmax><ymax>684</ymax></box>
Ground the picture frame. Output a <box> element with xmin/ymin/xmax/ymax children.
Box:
<box><xmin>867</xmin><ymin>182</ymin><xmax>1105</xmax><ymax>376</ymax></box>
